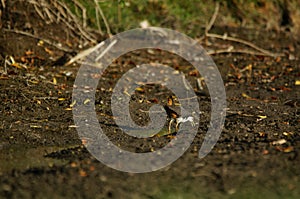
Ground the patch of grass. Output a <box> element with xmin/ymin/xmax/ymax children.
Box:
<box><xmin>148</xmin><ymin>177</ymin><xmax>300</xmax><ymax>199</ymax></box>
<box><xmin>61</xmin><ymin>0</ymin><xmax>300</xmax><ymax>37</ymax></box>
<box><xmin>61</xmin><ymin>0</ymin><xmax>215</xmax><ymax>37</ymax></box>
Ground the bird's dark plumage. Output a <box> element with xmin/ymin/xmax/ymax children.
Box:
<box><xmin>163</xmin><ymin>105</ymin><xmax>180</xmax><ymax>119</ymax></box>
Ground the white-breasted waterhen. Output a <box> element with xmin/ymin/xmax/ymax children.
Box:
<box><xmin>163</xmin><ymin>104</ymin><xmax>195</xmax><ymax>134</ymax></box>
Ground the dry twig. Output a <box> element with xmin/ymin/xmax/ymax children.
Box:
<box><xmin>205</xmin><ymin>1</ymin><xmax>219</xmax><ymax>35</ymax></box>
<box><xmin>94</xmin><ymin>0</ymin><xmax>112</xmax><ymax>36</ymax></box>
<box><xmin>72</xmin><ymin>0</ymin><xmax>87</xmax><ymax>28</ymax></box>
<box><xmin>94</xmin><ymin>0</ymin><xmax>103</xmax><ymax>35</ymax></box>
<box><xmin>33</xmin><ymin>4</ymin><xmax>46</xmax><ymax>20</ymax></box>
<box><xmin>27</xmin><ymin>0</ymin><xmax>97</xmax><ymax>44</ymax></box>
<box><xmin>1</xmin><ymin>0</ymin><xmax>5</xmax><ymax>8</ymax></box>
<box><xmin>55</xmin><ymin>0</ymin><xmax>97</xmax><ymax>43</ymax></box>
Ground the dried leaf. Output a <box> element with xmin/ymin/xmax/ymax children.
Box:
<box><xmin>283</xmin><ymin>146</ymin><xmax>294</xmax><ymax>153</ymax></box>
<box><xmin>272</xmin><ymin>139</ymin><xmax>287</xmax><ymax>145</ymax></box>
<box><xmin>70</xmin><ymin>162</ymin><xmax>77</xmax><ymax>168</ymax></box>
<box><xmin>283</xmin><ymin>132</ymin><xmax>294</xmax><ymax>136</ymax></box>
<box><xmin>44</xmin><ymin>47</ymin><xmax>54</xmax><ymax>55</ymax></box>
<box><xmin>79</xmin><ymin>169</ymin><xmax>87</xmax><ymax>177</ymax></box>
<box><xmin>258</xmin><ymin>132</ymin><xmax>266</xmax><ymax>137</ymax></box>
<box><xmin>81</xmin><ymin>138</ymin><xmax>88</xmax><ymax>145</ymax></box>
<box><xmin>89</xmin><ymin>165</ymin><xmax>95</xmax><ymax>171</ymax></box>
<box><xmin>262</xmin><ymin>150</ymin><xmax>269</xmax><ymax>155</ymax></box>
<box><xmin>25</xmin><ymin>50</ymin><xmax>34</xmax><ymax>55</ymax></box>
<box><xmin>11</xmin><ymin>63</ymin><xmax>23</xmax><ymax>69</ymax></box>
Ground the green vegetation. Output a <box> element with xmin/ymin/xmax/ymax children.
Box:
<box><xmin>62</xmin><ymin>0</ymin><xmax>300</xmax><ymax>37</ymax></box>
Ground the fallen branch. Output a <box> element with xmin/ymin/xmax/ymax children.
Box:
<box><xmin>65</xmin><ymin>42</ymin><xmax>105</xmax><ymax>66</ymax></box>
<box><xmin>3</xmin><ymin>28</ymin><xmax>73</xmax><ymax>53</ymax></box>
<box><xmin>207</xmin><ymin>48</ymin><xmax>273</xmax><ymax>56</ymax></box>
<box><xmin>200</xmin><ymin>1</ymin><xmax>284</xmax><ymax>57</ymax></box>
<box><xmin>206</xmin><ymin>33</ymin><xmax>284</xmax><ymax>57</ymax></box>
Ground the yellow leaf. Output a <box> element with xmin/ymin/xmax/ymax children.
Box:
<box><xmin>28</xmin><ymin>80</ymin><xmax>39</xmax><ymax>84</ymax></box>
<box><xmin>11</xmin><ymin>63</ymin><xmax>22</xmax><ymax>69</ymax></box>
<box><xmin>30</xmin><ymin>125</ymin><xmax>42</xmax><ymax>128</ymax></box>
<box><xmin>258</xmin><ymin>115</ymin><xmax>267</xmax><ymax>119</ymax></box>
<box><xmin>242</xmin><ymin>93</ymin><xmax>251</xmax><ymax>99</ymax></box>
<box><xmin>38</xmin><ymin>40</ymin><xmax>44</xmax><ymax>46</ymax></box>
<box><xmin>295</xmin><ymin>80</ymin><xmax>300</xmax><ymax>85</ymax></box>
<box><xmin>135</xmin><ymin>87</ymin><xmax>144</xmax><ymax>92</ymax></box>
<box><xmin>53</xmin><ymin>77</ymin><xmax>57</xmax><ymax>85</ymax></box>
<box><xmin>84</xmin><ymin>99</ymin><xmax>91</xmax><ymax>105</ymax></box>
<box><xmin>70</xmin><ymin>100</ymin><xmax>76</xmax><ymax>108</ymax></box>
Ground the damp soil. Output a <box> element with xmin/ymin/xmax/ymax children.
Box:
<box><xmin>0</xmin><ymin>3</ymin><xmax>300</xmax><ymax>199</ymax></box>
